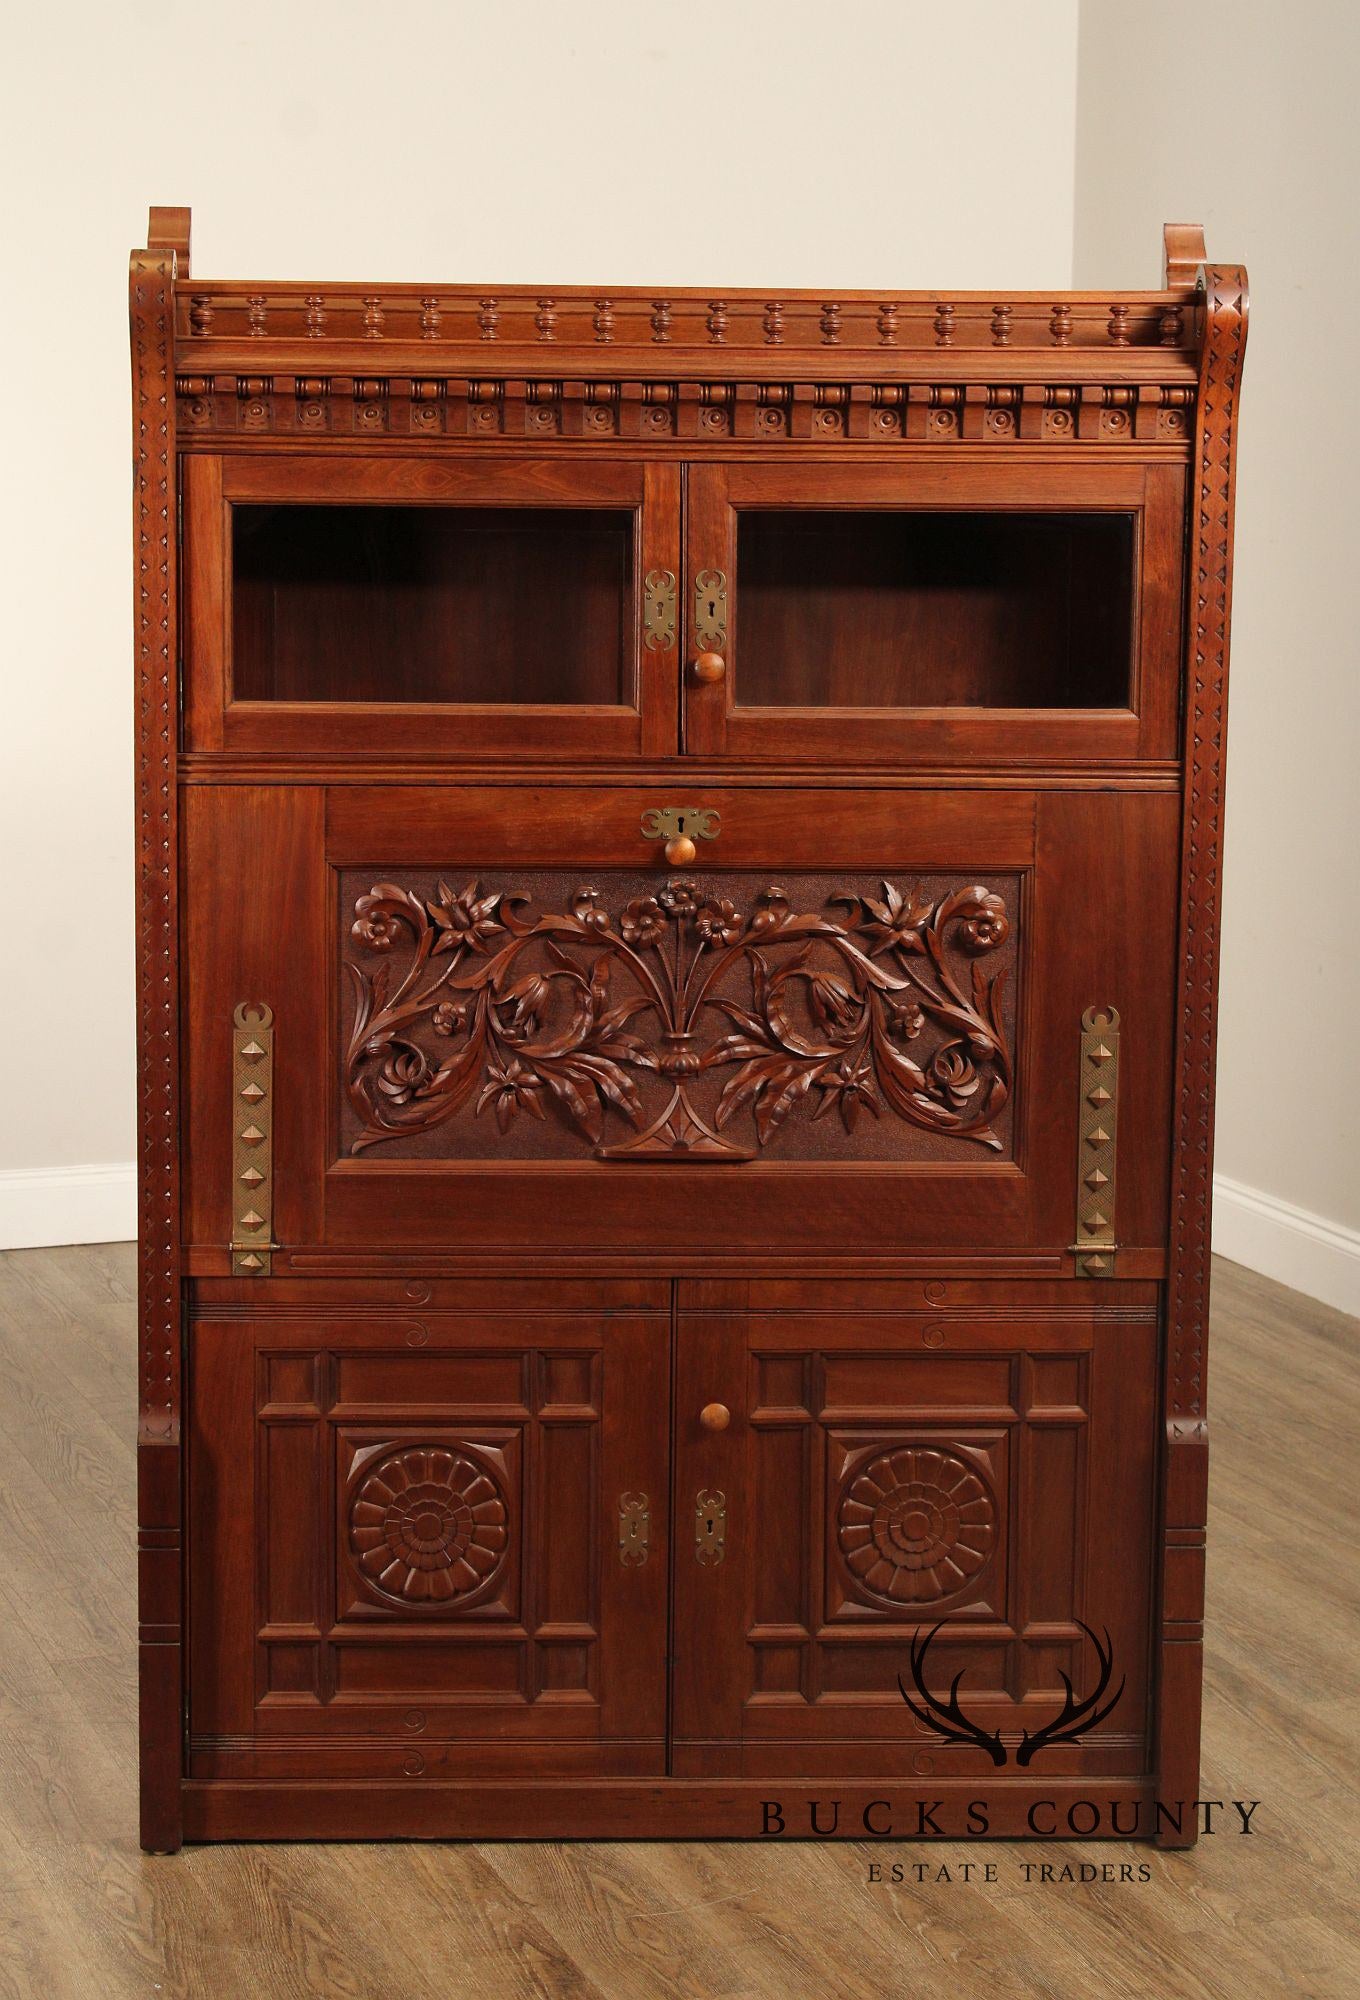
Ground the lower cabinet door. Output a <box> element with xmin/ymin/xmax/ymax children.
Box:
<box><xmin>671</xmin><ymin>1281</ymin><xmax>1159</xmax><ymax>1781</ymax></box>
<box><xmin>187</xmin><ymin>1285</ymin><xmax>670</xmax><ymax>1780</ymax></box>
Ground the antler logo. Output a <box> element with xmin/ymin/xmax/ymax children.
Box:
<box><xmin>898</xmin><ymin>1620</ymin><xmax>1124</xmax><ymax>1766</ymax></box>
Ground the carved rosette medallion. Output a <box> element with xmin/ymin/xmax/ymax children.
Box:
<box><xmin>838</xmin><ymin>1446</ymin><xmax>995</xmax><ymax>1605</ymax></box>
<box><xmin>342</xmin><ymin>872</ymin><xmax>1016</xmax><ymax>1162</ymax></box>
<box><xmin>349</xmin><ymin>1446</ymin><xmax>509</xmax><ymax>1605</ymax></box>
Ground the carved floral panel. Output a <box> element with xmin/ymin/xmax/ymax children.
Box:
<box><xmin>340</xmin><ymin>870</ymin><xmax>1019</xmax><ymax>1163</ymax></box>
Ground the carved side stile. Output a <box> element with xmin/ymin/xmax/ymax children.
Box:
<box><xmin>131</xmin><ymin>209</ymin><xmax>186</xmax><ymax>1852</ymax></box>
<box><xmin>1158</xmin><ymin>262</ymin><xmax>1249</xmax><ymax>1842</ymax></box>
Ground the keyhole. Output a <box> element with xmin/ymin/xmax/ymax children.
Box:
<box><xmin>706</xmin><ymin>598</ymin><xmax>718</xmax><ymax>622</ymax></box>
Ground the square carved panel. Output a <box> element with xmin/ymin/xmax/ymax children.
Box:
<box><xmin>337</xmin><ymin>1428</ymin><xmax>522</xmax><ymax>1623</ymax></box>
<box><xmin>825</xmin><ymin>1430</ymin><xmax>1008</xmax><ymax>1624</ymax></box>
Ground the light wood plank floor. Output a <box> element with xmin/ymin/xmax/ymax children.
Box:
<box><xmin>0</xmin><ymin>1246</ymin><xmax>1354</xmax><ymax>2000</ymax></box>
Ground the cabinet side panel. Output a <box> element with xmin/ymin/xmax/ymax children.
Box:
<box><xmin>1158</xmin><ymin>265</ymin><xmax>1249</xmax><ymax>1842</ymax></box>
<box><xmin>131</xmin><ymin>239</ymin><xmax>183</xmax><ymax>1853</ymax></box>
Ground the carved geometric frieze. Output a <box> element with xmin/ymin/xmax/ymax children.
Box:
<box><xmin>340</xmin><ymin>870</ymin><xmax>1019</xmax><ymax>1163</ymax></box>
<box><xmin>174</xmin><ymin>372</ymin><xmax>1195</xmax><ymax>446</ymax></box>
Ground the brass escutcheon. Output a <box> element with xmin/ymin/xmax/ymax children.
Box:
<box><xmin>695</xmin><ymin>1488</ymin><xmax>727</xmax><ymax>1565</ymax></box>
<box><xmin>619</xmin><ymin>1492</ymin><xmax>650</xmax><ymax>1566</ymax></box>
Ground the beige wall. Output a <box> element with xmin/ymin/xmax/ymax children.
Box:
<box><xmin>1075</xmin><ymin>0</ymin><xmax>1360</xmax><ymax>1308</ymax></box>
<box><xmin>0</xmin><ymin>0</ymin><xmax>1079</xmax><ymax>1240</ymax></box>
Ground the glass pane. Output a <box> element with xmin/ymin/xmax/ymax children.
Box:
<box><xmin>734</xmin><ymin>511</ymin><xmax>1133</xmax><ymax>709</ymax></box>
<box><xmin>232</xmin><ymin>504</ymin><xmax>633</xmax><ymax>704</ymax></box>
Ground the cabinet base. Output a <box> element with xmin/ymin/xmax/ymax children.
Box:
<box><xmin>178</xmin><ymin>1777</ymin><xmax>1198</xmax><ymax>1847</ymax></box>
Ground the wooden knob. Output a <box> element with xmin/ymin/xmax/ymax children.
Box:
<box><xmin>700</xmin><ymin>1402</ymin><xmax>731</xmax><ymax>1432</ymax></box>
<box><xmin>693</xmin><ymin>651</ymin><xmax>727</xmax><ymax>684</ymax></box>
<box><xmin>665</xmin><ymin>834</ymin><xmax>698</xmax><ymax>866</ymax></box>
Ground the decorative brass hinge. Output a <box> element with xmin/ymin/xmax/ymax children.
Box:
<box><xmin>695</xmin><ymin>1488</ymin><xmax>727</xmax><ymax>1565</ymax></box>
<box><xmin>1073</xmin><ymin>1004</ymin><xmax>1120</xmax><ymax>1277</ymax></box>
<box><xmin>619</xmin><ymin>1492</ymin><xmax>650</xmax><ymax>1566</ymax></box>
<box><xmin>642</xmin><ymin>569</ymin><xmax>677</xmax><ymax>650</ymax></box>
<box><xmin>231</xmin><ymin>1001</ymin><xmax>277</xmax><ymax>1275</ymax></box>
<box><xmin>693</xmin><ymin>568</ymin><xmax>728</xmax><ymax>653</ymax></box>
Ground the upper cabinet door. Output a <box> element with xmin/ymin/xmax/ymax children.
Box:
<box><xmin>183</xmin><ymin>455</ymin><xmax>681</xmax><ymax>761</ymax></box>
<box><xmin>683</xmin><ymin>461</ymin><xmax>1184</xmax><ymax>765</ymax></box>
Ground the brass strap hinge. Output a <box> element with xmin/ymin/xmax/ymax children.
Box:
<box><xmin>231</xmin><ymin>1001</ymin><xmax>277</xmax><ymax>1275</ymax></box>
<box><xmin>1072</xmin><ymin>1005</ymin><xmax>1120</xmax><ymax>1278</ymax></box>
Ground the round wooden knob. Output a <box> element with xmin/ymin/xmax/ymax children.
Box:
<box><xmin>700</xmin><ymin>1402</ymin><xmax>731</xmax><ymax>1432</ymax></box>
<box><xmin>665</xmin><ymin>834</ymin><xmax>698</xmax><ymax>866</ymax></box>
<box><xmin>693</xmin><ymin>651</ymin><xmax>727</xmax><ymax>684</ymax></box>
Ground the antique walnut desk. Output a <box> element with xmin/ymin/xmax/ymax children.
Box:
<box><xmin>130</xmin><ymin>210</ymin><xmax>1247</xmax><ymax>1848</ymax></box>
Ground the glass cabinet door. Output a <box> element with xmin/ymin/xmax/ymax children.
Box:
<box><xmin>183</xmin><ymin>455</ymin><xmax>681</xmax><ymax>759</ymax></box>
<box><xmin>683</xmin><ymin>461</ymin><xmax>1183</xmax><ymax>764</ymax></box>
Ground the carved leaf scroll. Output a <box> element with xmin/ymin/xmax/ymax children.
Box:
<box><xmin>343</xmin><ymin>873</ymin><xmax>1015</xmax><ymax>1161</ymax></box>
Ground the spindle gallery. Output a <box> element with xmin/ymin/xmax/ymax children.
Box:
<box><xmin>130</xmin><ymin>210</ymin><xmax>1247</xmax><ymax>1848</ymax></box>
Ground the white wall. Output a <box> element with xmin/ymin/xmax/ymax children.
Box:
<box><xmin>14</xmin><ymin>2</ymin><xmax>1356</xmax><ymax>1317</ymax></box>
<box><xmin>1075</xmin><ymin>0</ymin><xmax>1360</xmax><ymax>1314</ymax></box>
<box><xmin>0</xmin><ymin>0</ymin><xmax>1080</xmax><ymax>1245</ymax></box>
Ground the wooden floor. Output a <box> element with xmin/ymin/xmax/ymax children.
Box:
<box><xmin>0</xmin><ymin>1248</ymin><xmax>1355</xmax><ymax>2000</ymax></box>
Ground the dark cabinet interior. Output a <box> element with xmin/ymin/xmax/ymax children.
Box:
<box><xmin>232</xmin><ymin>503</ymin><xmax>635</xmax><ymax>706</ymax></box>
<box><xmin>732</xmin><ymin>509</ymin><xmax>1135</xmax><ymax>710</ymax></box>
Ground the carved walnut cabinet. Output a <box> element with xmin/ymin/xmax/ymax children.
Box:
<box><xmin>130</xmin><ymin>211</ymin><xmax>1247</xmax><ymax>1848</ymax></box>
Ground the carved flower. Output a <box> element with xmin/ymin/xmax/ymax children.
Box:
<box><xmin>352</xmin><ymin>902</ymin><xmax>400</xmax><ymax>952</ymax></box>
<box><xmin>808</xmin><ymin>970</ymin><xmax>866</xmax><ymax>1042</ymax></box>
<box><xmin>376</xmin><ymin>1047</ymin><xmax>430</xmax><ymax>1105</ymax></box>
<box><xmin>860</xmin><ymin>880</ymin><xmax>934</xmax><ymax>955</ymax></box>
<box><xmin>476</xmin><ymin>1057</ymin><xmax>546</xmax><ymax>1131</ymax></box>
<box><xmin>620</xmin><ymin>895</ymin><xmax>666</xmax><ymax>946</ymax></box>
<box><xmin>695</xmin><ymin>896</ymin><xmax>744</xmax><ymax>946</ymax></box>
<box><xmin>815</xmin><ymin>1056</ymin><xmax>882</xmax><ymax>1133</ymax></box>
<box><xmin>350</xmin><ymin>1446</ymin><xmax>509</xmax><ymax>1605</ymax></box>
<box><xmin>750</xmin><ymin>886</ymin><xmax>791</xmax><ymax>933</ymax></box>
<box><xmin>959</xmin><ymin>889</ymin><xmax>1010</xmax><ymax>954</ymax></box>
<box><xmin>429</xmin><ymin>880</ymin><xmax>505</xmax><ymax>955</ymax></box>
<box><xmin>838</xmin><ymin>1446</ymin><xmax>994</xmax><ymax>1604</ymax></box>
<box><xmin>887</xmin><ymin>998</ymin><xmax>926</xmax><ymax>1041</ymax></box>
<box><xmin>931</xmin><ymin>1046</ymin><xmax>980</xmax><ymax>1108</ymax></box>
<box><xmin>658</xmin><ymin>878</ymin><xmax>698</xmax><ymax>915</ymax></box>
<box><xmin>431</xmin><ymin>999</ymin><xmax>467</xmax><ymax>1038</ymax></box>
<box><xmin>571</xmin><ymin>887</ymin><xmax>610</xmax><ymax>933</ymax></box>
<box><xmin>496</xmin><ymin>972</ymin><xmax>549</xmax><ymax>1042</ymax></box>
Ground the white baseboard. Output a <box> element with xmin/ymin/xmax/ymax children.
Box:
<box><xmin>1212</xmin><ymin>1173</ymin><xmax>1360</xmax><ymax>1320</ymax></box>
<box><xmin>0</xmin><ymin>1161</ymin><xmax>137</xmax><ymax>1250</ymax></box>
<box><xmin>0</xmin><ymin>1159</ymin><xmax>1355</xmax><ymax>1317</ymax></box>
